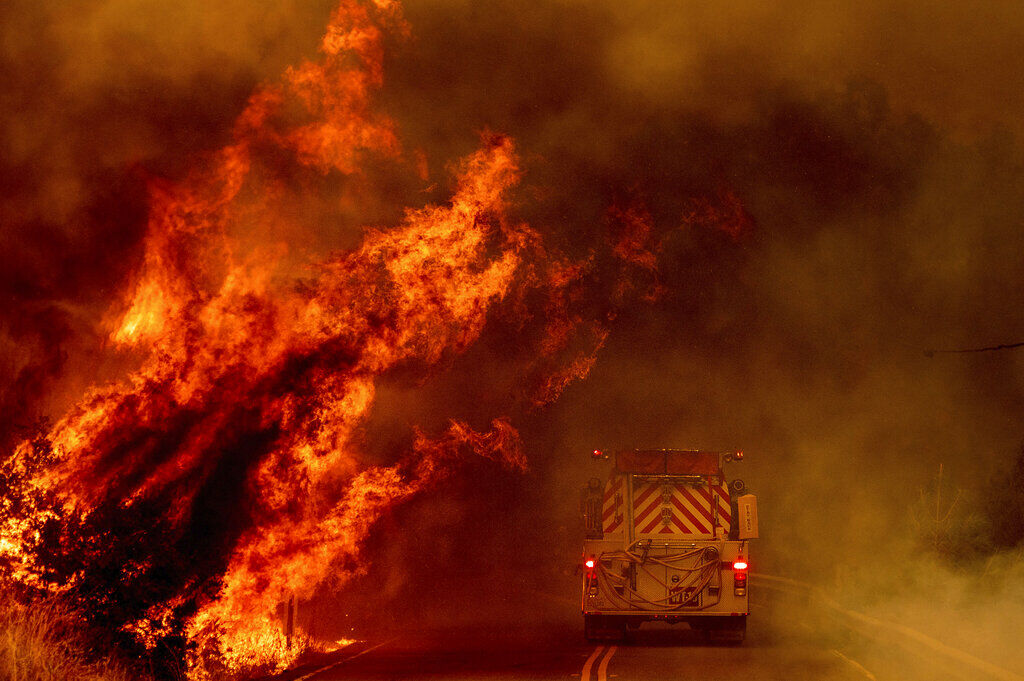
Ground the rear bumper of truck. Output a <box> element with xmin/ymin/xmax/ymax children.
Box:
<box><xmin>582</xmin><ymin>609</ymin><xmax>749</xmax><ymax>617</ymax></box>
<box><xmin>581</xmin><ymin>539</ymin><xmax>750</xmax><ymax>618</ymax></box>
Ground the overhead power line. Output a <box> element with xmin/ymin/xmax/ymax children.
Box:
<box><xmin>924</xmin><ymin>341</ymin><xmax>1024</xmax><ymax>357</ymax></box>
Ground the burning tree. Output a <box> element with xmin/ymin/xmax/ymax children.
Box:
<box><xmin>0</xmin><ymin>1</ymin><xmax>706</xmax><ymax>678</ymax></box>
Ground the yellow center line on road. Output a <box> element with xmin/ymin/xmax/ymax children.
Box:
<box><xmin>581</xmin><ymin>645</ymin><xmax>605</xmax><ymax>681</ymax></box>
<box><xmin>597</xmin><ymin>645</ymin><xmax>617</xmax><ymax>681</ymax></box>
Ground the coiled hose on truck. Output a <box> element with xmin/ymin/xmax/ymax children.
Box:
<box><xmin>595</xmin><ymin>545</ymin><xmax>722</xmax><ymax>611</ymax></box>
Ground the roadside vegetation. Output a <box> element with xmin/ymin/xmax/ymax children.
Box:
<box><xmin>825</xmin><ymin>445</ymin><xmax>1024</xmax><ymax>671</ymax></box>
<box><xmin>982</xmin><ymin>446</ymin><xmax>1024</xmax><ymax>550</ymax></box>
<box><xmin>910</xmin><ymin>444</ymin><xmax>1024</xmax><ymax>562</ymax></box>
<box><xmin>0</xmin><ymin>597</ymin><xmax>142</xmax><ymax>681</ymax></box>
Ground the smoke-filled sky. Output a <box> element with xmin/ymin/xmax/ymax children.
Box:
<box><xmin>3</xmin><ymin>0</ymin><xmax>1024</xmax><ymax>641</ymax></box>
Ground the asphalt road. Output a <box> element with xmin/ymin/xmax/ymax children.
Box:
<box><xmin>272</xmin><ymin>588</ymin><xmax>968</xmax><ymax>681</ymax></box>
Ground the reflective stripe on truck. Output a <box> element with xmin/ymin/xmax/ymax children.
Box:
<box><xmin>632</xmin><ymin>480</ymin><xmax>731</xmax><ymax>537</ymax></box>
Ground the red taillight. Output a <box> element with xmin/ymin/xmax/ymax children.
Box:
<box><xmin>732</xmin><ymin>558</ymin><xmax>748</xmax><ymax>596</ymax></box>
<box><xmin>591</xmin><ymin>449</ymin><xmax>603</xmax><ymax>458</ymax></box>
<box><xmin>584</xmin><ymin>557</ymin><xmax>598</xmax><ymax>597</ymax></box>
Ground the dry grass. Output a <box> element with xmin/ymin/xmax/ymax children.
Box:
<box><xmin>0</xmin><ymin>598</ymin><xmax>141</xmax><ymax>681</ymax></box>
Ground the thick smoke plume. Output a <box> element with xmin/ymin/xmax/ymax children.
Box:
<box><xmin>4</xmin><ymin>0</ymin><xmax>1024</xmax><ymax>677</ymax></box>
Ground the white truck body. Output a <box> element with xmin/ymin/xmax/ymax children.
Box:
<box><xmin>581</xmin><ymin>449</ymin><xmax>755</xmax><ymax>642</ymax></box>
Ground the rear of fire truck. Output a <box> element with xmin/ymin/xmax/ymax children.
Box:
<box><xmin>580</xmin><ymin>449</ymin><xmax>758</xmax><ymax>643</ymax></box>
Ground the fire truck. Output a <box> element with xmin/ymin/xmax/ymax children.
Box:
<box><xmin>580</xmin><ymin>449</ymin><xmax>758</xmax><ymax>643</ymax></box>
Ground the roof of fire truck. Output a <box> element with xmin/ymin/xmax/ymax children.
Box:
<box><xmin>609</xmin><ymin>449</ymin><xmax>740</xmax><ymax>475</ymax></box>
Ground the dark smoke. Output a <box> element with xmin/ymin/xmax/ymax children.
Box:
<box><xmin>333</xmin><ymin>0</ymin><xmax>1024</xmax><ymax>648</ymax></box>
<box><xmin>0</xmin><ymin>0</ymin><xmax>340</xmax><ymax>431</ymax></box>
<box><xmin>4</xmin><ymin>0</ymin><xmax>1024</xmax><ymax>673</ymax></box>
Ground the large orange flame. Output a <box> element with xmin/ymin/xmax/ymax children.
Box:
<box><xmin>0</xmin><ymin>1</ymin><xmax>676</xmax><ymax>678</ymax></box>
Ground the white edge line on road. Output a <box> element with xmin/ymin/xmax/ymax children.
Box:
<box><xmin>832</xmin><ymin>649</ymin><xmax>877</xmax><ymax>681</ymax></box>
<box><xmin>597</xmin><ymin>645</ymin><xmax>617</xmax><ymax>681</ymax></box>
<box><xmin>294</xmin><ymin>639</ymin><xmax>392</xmax><ymax>681</ymax></box>
<box><xmin>581</xmin><ymin>645</ymin><xmax>605</xmax><ymax>681</ymax></box>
